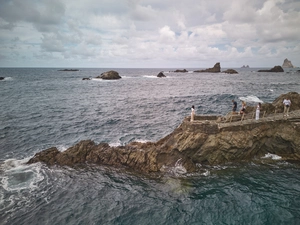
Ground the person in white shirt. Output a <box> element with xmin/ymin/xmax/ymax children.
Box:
<box><xmin>256</xmin><ymin>103</ymin><xmax>261</xmax><ymax>120</ymax></box>
<box><xmin>191</xmin><ymin>105</ymin><xmax>195</xmax><ymax>122</ymax></box>
<box><xmin>283</xmin><ymin>98</ymin><xmax>291</xmax><ymax>116</ymax></box>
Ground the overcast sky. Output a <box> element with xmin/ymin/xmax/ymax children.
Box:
<box><xmin>0</xmin><ymin>0</ymin><xmax>299</xmax><ymax>68</ymax></box>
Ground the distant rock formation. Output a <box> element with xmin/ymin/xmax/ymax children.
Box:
<box><xmin>241</xmin><ymin>65</ymin><xmax>249</xmax><ymax>68</ymax></box>
<box><xmin>96</xmin><ymin>70</ymin><xmax>121</xmax><ymax>80</ymax></box>
<box><xmin>258</xmin><ymin>66</ymin><xmax>284</xmax><ymax>72</ymax></box>
<box><xmin>282</xmin><ymin>58</ymin><xmax>294</xmax><ymax>68</ymax></box>
<box><xmin>223</xmin><ymin>69</ymin><xmax>238</xmax><ymax>74</ymax></box>
<box><xmin>194</xmin><ymin>62</ymin><xmax>221</xmax><ymax>73</ymax></box>
<box><xmin>173</xmin><ymin>69</ymin><xmax>188</xmax><ymax>73</ymax></box>
<box><xmin>157</xmin><ymin>72</ymin><xmax>166</xmax><ymax>78</ymax></box>
<box><xmin>82</xmin><ymin>78</ymin><xmax>91</xmax><ymax>80</ymax></box>
<box><xmin>27</xmin><ymin>92</ymin><xmax>300</xmax><ymax>174</ymax></box>
<box><xmin>0</xmin><ymin>77</ymin><xmax>4</xmax><ymax>80</ymax></box>
<box><xmin>58</xmin><ymin>69</ymin><xmax>79</xmax><ymax>71</ymax></box>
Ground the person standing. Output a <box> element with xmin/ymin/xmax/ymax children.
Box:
<box><xmin>256</xmin><ymin>103</ymin><xmax>261</xmax><ymax>120</ymax></box>
<box><xmin>191</xmin><ymin>105</ymin><xmax>195</xmax><ymax>122</ymax></box>
<box><xmin>283</xmin><ymin>98</ymin><xmax>291</xmax><ymax>116</ymax></box>
<box><xmin>232</xmin><ymin>100</ymin><xmax>237</xmax><ymax>114</ymax></box>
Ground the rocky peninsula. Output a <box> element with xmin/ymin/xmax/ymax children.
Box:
<box><xmin>27</xmin><ymin>92</ymin><xmax>300</xmax><ymax>174</ymax></box>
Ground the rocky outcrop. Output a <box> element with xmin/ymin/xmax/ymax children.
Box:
<box><xmin>223</xmin><ymin>69</ymin><xmax>238</xmax><ymax>74</ymax></box>
<box><xmin>282</xmin><ymin>58</ymin><xmax>294</xmax><ymax>68</ymax></box>
<box><xmin>241</xmin><ymin>65</ymin><xmax>249</xmax><ymax>68</ymax></box>
<box><xmin>27</xmin><ymin>92</ymin><xmax>300</xmax><ymax>174</ymax></box>
<box><xmin>0</xmin><ymin>77</ymin><xmax>4</xmax><ymax>80</ymax></box>
<box><xmin>258</xmin><ymin>66</ymin><xmax>284</xmax><ymax>72</ymax></box>
<box><xmin>173</xmin><ymin>69</ymin><xmax>188</xmax><ymax>73</ymax></box>
<box><xmin>157</xmin><ymin>72</ymin><xmax>166</xmax><ymax>78</ymax></box>
<box><xmin>96</xmin><ymin>70</ymin><xmax>121</xmax><ymax>80</ymax></box>
<box><xmin>194</xmin><ymin>63</ymin><xmax>221</xmax><ymax>73</ymax></box>
<box><xmin>82</xmin><ymin>78</ymin><xmax>91</xmax><ymax>80</ymax></box>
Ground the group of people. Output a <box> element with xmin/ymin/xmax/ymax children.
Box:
<box><xmin>232</xmin><ymin>99</ymin><xmax>261</xmax><ymax>120</ymax></box>
<box><xmin>190</xmin><ymin>97</ymin><xmax>292</xmax><ymax>122</ymax></box>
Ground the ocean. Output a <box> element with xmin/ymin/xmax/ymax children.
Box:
<box><xmin>1</xmin><ymin>67</ymin><xmax>300</xmax><ymax>224</ymax></box>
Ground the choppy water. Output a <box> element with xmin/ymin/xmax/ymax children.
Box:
<box><xmin>1</xmin><ymin>68</ymin><xmax>300</xmax><ymax>224</ymax></box>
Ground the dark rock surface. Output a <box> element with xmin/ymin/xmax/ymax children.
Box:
<box><xmin>27</xmin><ymin>92</ymin><xmax>300</xmax><ymax>174</ymax></box>
<box><xmin>157</xmin><ymin>72</ymin><xmax>166</xmax><ymax>77</ymax></box>
<box><xmin>194</xmin><ymin>62</ymin><xmax>221</xmax><ymax>73</ymax></box>
<box><xmin>173</xmin><ymin>69</ymin><xmax>188</xmax><ymax>73</ymax></box>
<box><xmin>58</xmin><ymin>69</ymin><xmax>79</xmax><ymax>71</ymax></box>
<box><xmin>82</xmin><ymin>78</ymin><xmax>91</xmax><ymax>80</ymax></box>
<box><xmin>0</xmin><ymin>77</ymin><xmax>4</xmax><ymax>80</ymax></box>
<box><xmin>223</xmin><ymin>69</ymin><xmax>238</xmax><ymax>74</ymax></box>
<box><xmin>258</xmin><ymin>66</ymin><xmax>284</xmax><ymax>72</ymax></box>
<box><xmin>96</xmin><ymin>70</ymin><xmax>121</xmax><ymax>80</ymax></box>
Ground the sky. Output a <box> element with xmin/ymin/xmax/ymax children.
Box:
<box><xmin>0</xmin><ymin>0</ymin><xmax>299</xmax><ymax>68</ymax></box>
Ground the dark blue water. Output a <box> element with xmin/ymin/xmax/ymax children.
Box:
<box><xmin>1</xmin><ymin>68</ymin><xmax>300</xmax><ymax>224</ymax></box>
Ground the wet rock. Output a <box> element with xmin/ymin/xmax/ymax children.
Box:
<box><xmin>96</xmin><ymin>70</ymin><xmax>121</xmax><ymax>80</ymax></box>
<box><xmin>223</xmin><ymin>69</ymin><xmax>238</xmax><ymax>74</ymax></box>
<box><xmin>194</xmin><ymin>62</ymin><xmax>221</xmax><ymax>73</ymax></box>
<box><xmin>173</xmin><ymin>69</ymin><xmax>188</xmax><ymax>73</ymax></box>
<box><xmin>258</xmin><ymin>66</ymin><xmax>284</xmax><ymax>72</ymax></box>
<box><xmin>157</xmin><ymin>72</ymin><xmax>166</xmax><ymax>77</ymax></box>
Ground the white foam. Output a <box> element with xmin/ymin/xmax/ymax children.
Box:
<box><xmin>0</xmin><ymin>158</ymin><xmax>45</xmax><ymax>192</ymax></box>
<box><xmin>143</xmin><ymin>75</ymin><xmax>157</xmax><ymax>79</ymax></box>
<box><xmin>239</xmin><ymin>95</ymin><xmax>263</xmax><ymax>103</ymax></box>
<box><xmin>109</xmin><ymin>141</ymin><xmax>122</xmax><ymax>147</ymax></box>
<box><xmin>261</xmin><ymin>153</ymin><xmax>282</xmax><ymax>160</ymax></box>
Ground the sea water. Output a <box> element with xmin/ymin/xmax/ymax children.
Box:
<box><xmin>1</xmin><ymin>68</ymin><xmax>300</xmax><ymax>224</ymax></box>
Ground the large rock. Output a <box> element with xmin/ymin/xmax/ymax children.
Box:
<box><xmin>282</xmin><ymin>58</ymin><xmax>294</xmax><ymax>68</ymax></box>
<box><xmin>27</xmin><ymin>92</ymin><xmax>300</xmax><ymax>174</ymax></box>
<box><xmin>157</xmin><ymin>72</ymin><xmax>166</xmax><ymax>78</ymax></box>
<box><xmin>258</xmin><ymin>66</ymin><xmax>284</xmax><ymax>72</ymax></box>
<box><xmin>223</xmin><ymin>69</ymin><xmax>238</xmax><ymax>74</ymax></box>
<box><xmin>173</xmin><ymin>69</ymin><xmax>188</xmax><ymax>73</ymax></box>
<box><xmin>96</xmin><ymin>70</ymin><xmax>121</xmax><ymax>80</ymax></box>
<box><xmin>194</xmin><ymin>63</ymin><xmax>221</xmax><ymax>73</ymax></box>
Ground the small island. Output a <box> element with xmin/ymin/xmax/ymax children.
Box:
<box><xmin>194</xmin><ymin>62</ymin><xmax>221</xmax><ymax>73</ymax></box>
<box><xmin>95</xmin><ymin>70</ymin><xmax>122</xmax><ymax>80</ymax></box>
<box><xmin>58</xmin><ymin>69</ymin><xmax>79</xmax><ymax>71</ymax></box>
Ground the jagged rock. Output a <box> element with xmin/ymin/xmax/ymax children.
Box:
<box><xmin>194</xmin><ymin>63</ymin><xmax>221</xmax><ymax>73</ymax></box>
<box><xmin>157</xmin><ymin>72</ymin><xmax>166</xmax><ymax>78</ymax></box>
<box><xmin>223</xmin><ymin>69</ymin><xmax>238</xmax><ymax>74</ymax></box>
<box><xmin>96</xmin><ymin>70</ymin><xmax>121</xmax><ymax>80</ymax></box>
<box><xmin>258</xmin><ymin>66</ymin><xmax>284</xmax><ymax>72</ymax></box>
<box><xmin>27</xmin><ymin>92</ymin><xmax>300</xmax><ymax>174</ymax></box>
<box><xmin>282</xmin><ymin>58</ymin><xmax>294</xmax><ymax>68</ymax></box>
<box><xmin>0</xmin><ymin>77</ymin><xmax>4</xmax><ymax>80</ymax></box>
<box><xmin>173</xmin><ymin>69</ymin><xmax>188</xmax><ymax>73</ymax></box>
<box><xmin>241</xmin><ymin>65</ymin><xmax>249</xmax><ymax>68</ymax></box>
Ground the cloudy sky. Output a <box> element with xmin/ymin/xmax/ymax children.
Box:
<box><xmin>0</xmin><ymin>0</ymin><xmax>299</xmax><ymax>68</ymax></box>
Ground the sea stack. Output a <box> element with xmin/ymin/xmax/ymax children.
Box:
<box><xmin>282</xmin><ymin>58</ymin><xmax>294</xmax><ymax>68</ymax></box>
<box><xmin>194</xmin><ymin>62</ymin><xmax>221</xmax><ymax>73</ymax></box>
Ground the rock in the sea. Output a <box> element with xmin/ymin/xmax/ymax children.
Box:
<box><xmin>82</xmin><ymin>78</ymin><xmax>91</xmax><ymax>80</ymax></box>
<box><xmin>157</xmin><ymin>72</ymin><xmax>166</xmax><ymax>78</ymax></box>
<box><xmin>258</xmin><ymin>66</ymin><xmax>284</xmax><ymax>72</ymax></box>
<box><xmin>282</xmin><ymin>58</ymin><xmax>294</xmax><ymax>68</ymax></box>
<box><xmin>173</xmin><ymin>69</ymin><xmax>188</xmax><ymax>73</ymax></box>
<box><xmin>0</xmin><ymin>77</ymin><xmax>4</xmax><ymax>80</ymax></box>
<box><xmin>58</xmin><ymin>69</ymin><xmax>79</xmax><ymax>71</ymax></box>
<box><xmin>96</xmin><ymin>70</ymin><xmax>121</xmax><ymax>80</ymax></box>
<box><xmin>241</xmin><ymin>65</ymin><xmax>249</xmax><ymax>68</ymax></box>
<box><xmin>223</xmin><ymin>69</ymin><xmax>238</xmax><ymax>74</ymax></box>
<box><xmin>27</xmin><ymin>92</ymin><xmax>300</xmax><ymax>174</ymax></box>
<box><xmin>194</xmin><ymin>62</ymin><xmax>221</xmax><ymax>73</ymax></box>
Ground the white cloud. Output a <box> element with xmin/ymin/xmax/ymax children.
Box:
<box><xmin>0</xmin><ymin>0</ymin><xmax>299</xmax><ymax>67</ymax></box>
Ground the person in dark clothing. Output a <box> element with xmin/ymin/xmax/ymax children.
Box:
<box><xmin>232</xmin><ymin>100</ymin><xmax>237</xmax><ymax>113</ymax></box>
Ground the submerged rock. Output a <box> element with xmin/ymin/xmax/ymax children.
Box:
<box><xmin>258</xmin><ymin>66</ymin><xmax>284</xmax><ymax>72</ymax></box>
<box><xmin>96</xmin><ymin>70</ymin><xmax>121</xmax><ymax>80</ymax></box>
<box><xmin>194</xmin><ymin>62</ymin><xmax>221</xmax><ymax>73</ymax></box>
<box><xmin>27</xmin><ymin>92</ymin><xmax>300</xmax><ymax>174</ymax></box>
